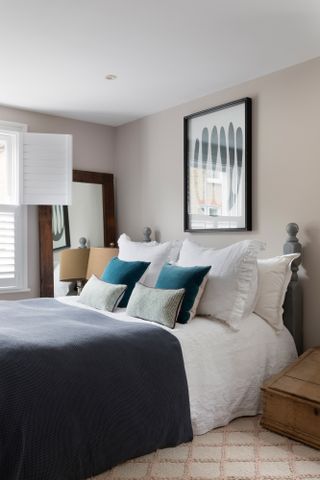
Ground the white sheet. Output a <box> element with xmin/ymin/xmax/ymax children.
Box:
<box><xmin>58</xmin><ymin>297</ymin><xmax>297</xmax><ymax>435</ymax></box>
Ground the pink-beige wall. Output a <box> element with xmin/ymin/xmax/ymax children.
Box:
<box><xmin>0</xmin><ymin>105</ymin><xmax>115</xmax><ymax>300</ymax></box>
<box><xmin>115</xmin><ymin>57</ymin><xmax>320</xmax><ymax>349</ymax></box>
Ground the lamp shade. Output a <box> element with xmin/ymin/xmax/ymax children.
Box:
<box><xmin>86</xmin><ymin>247</ymin><xmax>119</xmax><ymax>279</ymax></box>
<box><xmin>59</xmin><ymin>248</ymin><xmax>90</xmax><ymax>282</ymax></box>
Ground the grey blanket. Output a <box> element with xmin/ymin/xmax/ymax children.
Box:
<box><xmin>0</xmin><ymin>298</ymin><xmax>192</xmax><ymax>480</ymax></box>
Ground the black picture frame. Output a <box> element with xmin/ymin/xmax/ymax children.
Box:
<box><xmin>52</xmin><ymin>205</ymin><xmax>71</xmax><ymax>251</ymax></box>
<box><xmin>184</xmin><ymin>97</ymin><xmax>252</xmax><ymax>232</ymax></box>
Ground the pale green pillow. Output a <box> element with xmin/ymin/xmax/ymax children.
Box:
<box><xmin>79</xmin><ymin>275</ymin><xmax>127</xmax><ymax>312</ymax></box>
<box><xmin>126</xmin><ymin>283</ymin><xmax>185</xmax><ymax>329</ymax></box>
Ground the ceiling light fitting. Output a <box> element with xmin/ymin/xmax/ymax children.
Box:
<box><xmin>105</xmin><ymin>74</ymin><xmax>117</xmax><ymax>80</ymax></box>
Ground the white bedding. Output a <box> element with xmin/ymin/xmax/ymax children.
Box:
<box><xmin>58</xmin><ymin>297</ymin><xmax>297</xmax><ymax>435</ymax></box>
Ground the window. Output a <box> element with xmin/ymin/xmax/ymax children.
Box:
<box><xmin>0</xmin><ymin>122</ymin><xmax>27</xmax><ymax>292</ymax></box>
<box><xmin>0</xmin><ymin>121</ymin><xmax>72</xmax><ymax>293</ymax></box>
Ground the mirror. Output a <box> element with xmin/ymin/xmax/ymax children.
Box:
<box><xmin>69</xmin><ymin>182</ymin><xmax>104</xmax><ymax>248</ymax></box>
<box><xmin>39</xmin><ymin>170</ymin><xmax>116</xmax><ymax>297</ymax></box>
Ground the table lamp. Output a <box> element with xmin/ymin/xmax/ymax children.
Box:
<box><xmin>86</xmin><ymin>247</ymin><xmax>119</xmax><ymax>279</ymax></box>
<box><xmin>60</xmin><ymin>248</ymin><xmax>90</xmax><ymax>294</ymax></box>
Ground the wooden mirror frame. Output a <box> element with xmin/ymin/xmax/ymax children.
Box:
<box><xmin>38</xmin><ymin>170</ymin><xmax>116</xmax><ymax>297</ymax></box>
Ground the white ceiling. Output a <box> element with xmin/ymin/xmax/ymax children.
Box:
<box><xmin>1</xmin><ymin>0</ymin><xmax>320</xmax><ymax>126</ymax></box>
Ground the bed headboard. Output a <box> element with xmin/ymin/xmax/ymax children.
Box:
<box><xmin>283</xmin><ymin>223</ymin><xmax>303</xmax><ymax>354</ymax></box>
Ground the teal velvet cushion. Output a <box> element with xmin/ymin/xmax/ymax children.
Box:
<box><xmin>155</xmin><ymin>263</ymin><xmax>211</xmax><ymax>324</ymax></box>
<box><xmin>101</xmin><ymin>257</ymin><xmax>150</xmax><ymax>307</ymax></box>
<box><xmin>126</xmin><ymin>283</ymin><xmax>185</xmax><ymax>329</ymax></box>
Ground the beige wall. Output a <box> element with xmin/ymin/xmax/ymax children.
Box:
<box><xmin>115</xmin><ymin>57</ymin><xmax>320</xmax><ymax>349</ymax></box>
<box><xmin>0</xmin><ymin>105</ymin><xmax>115</xmax><ymax>299</ymax></box>
<box><xmin>1</xmin><ymin>58</ymin><xmax>319</xmax><ymax>348</ymax></box>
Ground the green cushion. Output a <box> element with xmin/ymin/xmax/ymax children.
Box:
<box><xmin>101</xmin><ymin>257</ymin><xmax>150</xmax><ymax>307</ymax></box>
<box><xmin>126</xmin><ymin>283</ymin><xmax>185</xmax><ymax>329</ymax></box>
<box><xmin>79</xmin><ymin>275</ymin><xmax>127</xmax><ymax>312</ymax></box>
<box><xmin>155</xmin><ymin>263</ymin><xmax>211</xmax><ymax>324</ymax></box>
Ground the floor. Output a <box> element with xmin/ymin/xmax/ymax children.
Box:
<box><xmin>91</xmin><ymin>416</ymin><xmax>320</xmax><ymax>480</ymax></box>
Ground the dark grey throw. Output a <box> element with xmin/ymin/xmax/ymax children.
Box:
<box><xmin>0</xmin><ymin>298</ymin><xmax>192</xmax><ymax>480</ymax></box>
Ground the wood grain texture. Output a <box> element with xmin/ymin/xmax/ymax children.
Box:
<box><xmin>261</xmin><ymin>348</ymin><xmax>320</xmax><ymax>449</ymax></box>
<box><xmin>38</xmin><ymin>206</ymin><xmax>54</xmax><ymax>297</ymax></box>
<box><xmin>39</xmin><ymin>170</ymin><xmax>116</xmax><ymax>297</ymax></box>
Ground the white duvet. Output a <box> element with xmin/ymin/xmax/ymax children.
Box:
<box><xmin>58</xmin><ymin>297</ymin><xmax>297</xmax><ymax>436</ymax></box>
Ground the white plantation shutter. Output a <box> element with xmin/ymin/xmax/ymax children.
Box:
<box><xmin>0</xmin><ymin>206</ymin><xmax>26</xmax><ymax>289</ymax></box>
<box><xmin>0</xmin><ymin>120</ymin><xmax>73</xmax><ymax>292</ymax></box>
<box><xmin>0</xmin><ymin>210</ymin><xmax>15</xmax><ymax>284</ymax></box>
<box><xmin>22</xmin><ymin>133</ymin><xmax>72</xmax><ymax>205</ymax></box>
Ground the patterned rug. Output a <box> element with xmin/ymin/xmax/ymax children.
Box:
<box><xmin>90</xmin><ymin>416</ymin><xmax>320</xmax><ymax>480</ymax></box>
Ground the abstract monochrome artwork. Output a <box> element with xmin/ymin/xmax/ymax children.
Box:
<box><xmin>52</xmin><ymin>205</ymin><xmax>70</xmax><ymax>251</ymax></box>
<box><xmin>184</xmin><ymin>98</ymin><xmax>252</xmax><ymax>231</ymax></box>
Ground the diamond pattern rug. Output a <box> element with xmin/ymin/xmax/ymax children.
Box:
<box><xmin>90</xmin><ymin>416</ymin><xmax>320</xmax><ymax>480</ymax></box>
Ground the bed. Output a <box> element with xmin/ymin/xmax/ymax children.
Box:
<box><xmin>60</xmin><ymin>296</ymin><xmax>297</xmax><ymax>436</ymax></box>
<box><xmin>0</xmin><ymin>223</ymin><xmax>302</xmax><ymax>480</ymax></box>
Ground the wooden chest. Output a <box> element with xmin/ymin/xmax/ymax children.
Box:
<box><xmin>261</xmin><ymin>348</ymin><xmax>320</xmax><ymax>449</ymax></box>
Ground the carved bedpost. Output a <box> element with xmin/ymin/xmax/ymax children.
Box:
<box><xmin>283</xmin><ymin>223</ymin><xmax>303</xmax><ymax>354</ymax></box>
<box><xmin>143</xmin><ymin>227</ymin><xmax>152</xmax><ymax>243</ymax></box>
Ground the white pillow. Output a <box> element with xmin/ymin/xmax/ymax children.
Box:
<box><xmin>177</xmin><ymin>238</ymin><xmax>265</xmax><ymax>329</ymax></box>
<box><xmin>254</xmin><ymin>253</ymin><xmax>301</xmax><ymax>331</ymax></box>
<box><xmin>167</xmin><ymin>240</ymin><xmax>183</xmax><ymax>263</ymax></box>
<box><xmin>118</xmin><ymin>234</ymin><xmax>174</xmax><ymax>287</ymax></box>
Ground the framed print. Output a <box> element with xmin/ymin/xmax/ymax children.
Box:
<box><xmin>52</xmin><ymin>205</ymin><xmax>70</xmax><ymax>251</ymax></box>
<box><xmin>184</xmin><ymin>97</ymin><xmax>252</xmax><ymax>231</ymax></box>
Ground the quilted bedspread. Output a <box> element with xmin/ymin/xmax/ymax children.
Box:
<box><xmin>0</xmin><ymin>298</ymin><xmax>192</xmax><ymax>480</ymax></box>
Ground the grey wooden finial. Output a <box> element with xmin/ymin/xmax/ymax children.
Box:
<box><xmin>79</xmin><ymin>237</ymin><xmax>88</xmax><ymax>248</ymax></box>
<box><xmin>283</xmin><ymin>222</ymin><xmax>302</xmax><ymax>280</ymax></box>
<box><xmin>143</xmin><ymin>227</ymin><xmax>152</xmax><ymax>243</ymax></box>
<box><xmin>285</xmin><ymin>222</ymin><xmax>299</xmax><ymax>244</ymax></box>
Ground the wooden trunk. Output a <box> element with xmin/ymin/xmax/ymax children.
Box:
<box><xmin>261</xmin><ymin>348</ymin><xmax>320</xmax><ymax>449</ymax></box>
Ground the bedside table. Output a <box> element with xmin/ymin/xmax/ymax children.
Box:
<box><xmin>261</xmin><ymin>348</ymin><xmax>320</xmax><ymax>449</ymax></box>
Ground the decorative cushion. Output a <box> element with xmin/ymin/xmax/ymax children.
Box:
<box><xmin>155</xmin><ymin>263</ymin><xmax>211</xmax><ymax>324</ymax></box>
<box><xmin>177</xmin><ymin>239</ymin><xmax>265</xmax><ymax>329</ymax></box>
<box><xmin>79</xmin><ymin>275</ymin><xmax>127</xmax><ymax>312</ymax></box>
<box><xmin>101</xmin><ymin>257</ymin><xmax>150</xmax><ymax>307</ymax></box>
<box><xmin>117</xmin><ymin>234</ymin><xmax>180</xmax><ymax>287</ymax></box>
<box><xmin>254</xmin><ymin>253</ymin><xmax>301</xmax><ymax>331</ymax></box>
<box><xmin>126</xmin><ymin>283</ymin><xmax>185</xmax><ymax>329</ymax></box>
